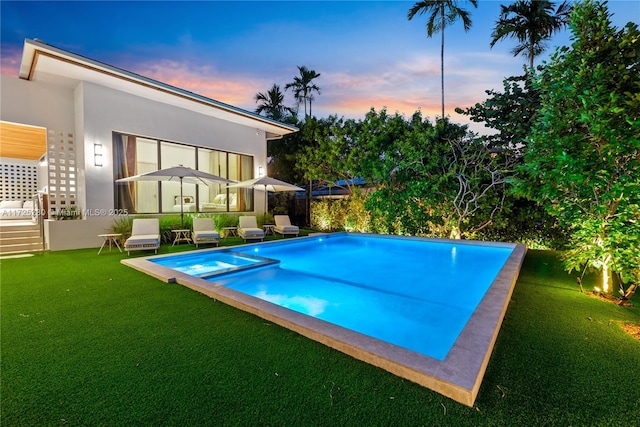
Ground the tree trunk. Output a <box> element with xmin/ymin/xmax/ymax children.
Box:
<box><xmin>529</xmin><ymin>33</ymin><xmax>535</xmax><ymax>69</ymax></box>
<box><xmin>306</xmin><ymin>180</ymin><xmax>312</xmax><ymax>226</ymax></box>
<box><xmin>440</xmin><ymin>8</ymin><xmax>445</xmax><ymax>119</ymax></box>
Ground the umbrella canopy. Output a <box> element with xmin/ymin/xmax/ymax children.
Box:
<box><xmin>116</xmin><ymin>165</ymin><xmax>235</xmax><ymax>227</ymax></box>
<box><xmin>229</xmin><ymin>176</ymin><xmax>304</xmax><ymax>213</ymax></box>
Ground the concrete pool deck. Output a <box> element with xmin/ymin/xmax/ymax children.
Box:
<box><xmin>122</xmin><ymin>233</ymin><xmax>526</xmax><ymax>407</ymax></box>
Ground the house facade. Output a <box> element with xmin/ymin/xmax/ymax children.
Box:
<box><xmin>0</xmin><ymin>39</ymin><xmax>297</xmax><ymax>250</ymax></box>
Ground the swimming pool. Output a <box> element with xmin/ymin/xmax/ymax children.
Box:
<box><xmin>123</xmin><ymin>233</ymin><xmax>526</xmax><ymax>406</ymax></box>
<box><xmin>159</xmin><ymin>235</ymin><xmax>513</xmax><ymax>360</ymax></box>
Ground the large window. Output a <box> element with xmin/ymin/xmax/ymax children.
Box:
<box><xmin>113</xmin><ymin>132</ymin><xmax>253</xmax><ymax>213</ymax></box>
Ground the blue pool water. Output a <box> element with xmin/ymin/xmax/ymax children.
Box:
<box><xmin>156</xmin><ymin>234</ymin><xmax>514</xmax><ymax>360</ymax></box>
<box><xmin>153</xmin><ymin>251</ymin><xmax>275</xmax><ymax>277</ymax></box>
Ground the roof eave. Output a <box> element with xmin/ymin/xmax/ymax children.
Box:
<box><xmin>18</xmin><ymin>38</ymin><xmax>299</xmax><ymax>136</ymax></box>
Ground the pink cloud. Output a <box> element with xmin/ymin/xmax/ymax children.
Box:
<box><xmin>0</xmin><ymin>45</ymin><xmax>22</xmax><ymax>77</ymax></box>
<box><xmin>319</xmin><ymin>95</ymin><xmax>445</xmax><ymax>120</ymax></box>
<box><xmin>1</xmin><ymin>42</ymin><xmax>503</xmax><ymax>136</ymax></box>
<box><xmin>131</xmin><ymin>59</ymin><xmax>266</xmax><ymax>107</ymax></box>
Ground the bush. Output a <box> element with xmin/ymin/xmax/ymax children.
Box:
<box><xmin>475</xmin><ymin>199</ymin><xmax>569</xmax><ymax>249</ymax></box>
<box><xmin>109</xmin><ymin>216</ymin><xmax>134</xmax><ymax>245</ymax></box>
<box><xmin>311</xmin><ymin>192</ymin><xmax>372</xmax><ymax>233</ymax></box>
<box><xmin>311</xmin><ymin>199</ymin><xmax>343</xmax><ymax>231</ymax></box>
<box><xmin>256</xmin><ymin>213</ymin><xmax>274</xmax><ymax>228</ymax></box>
<box><xmin>272</xmin><ymin>206</ymin><xmax>288</xmax><ymax>215</ymax></box>
<box><xmin>213</xmin><ymin>214</ymin><xmax>239</xmax><ymax>231</ymax></box>
<box><xmin>343</xmin><ymin>191</ymin><xmax>371</xmax><ymax>232</ymax></box>
<box><xmin>158</xmin><ymin>216</ymin><xmax>189</xmax><ymax>244</ymax></box>
<box><xmin>310</xmin><ymin>191</ymin><xmax>569</xmax><ymax>248</ymax></box>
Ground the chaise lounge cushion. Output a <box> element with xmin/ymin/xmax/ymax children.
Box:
<box><xmin>192</xmin><ymin>218</ymin><xmax>220</xmax><ymax>247</ymax></box>
<box><xmin>274</xmin><ymin>215</ymin><xmax>299</xmax><ymax>236</ymax></box>
<box><xmin>125</xmin><ymin>235</ymin><xmax>160</xmax><ymax>246</ymax></box>
<box><xmin>238</xmin><ymin>216</ymin><xmax>264</xmax><ymax>241</ymax></box>
<box><xmin>125</xmin><ymin>218</ymin><xmax>161</xmax><ymax>254</ymax></box>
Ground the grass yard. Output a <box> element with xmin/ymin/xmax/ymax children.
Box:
<box><xmin>1</xmin><ymin>241</ymin><xmax>639</xmax><ymax>425</ymax></box>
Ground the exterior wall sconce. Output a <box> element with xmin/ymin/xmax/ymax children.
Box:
<box><xmin>258</xmin><ymin>165</ymin><xmax>264</xmax><ymax>177</ymax></box>
<box><xmin>94</xmin><ymin>143</ymin><xmax>103</xmax><ymax>167</ymax></box>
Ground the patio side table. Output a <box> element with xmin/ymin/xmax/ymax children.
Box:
<box><xmin>171</xmin><ymin>229</ymin><xmax>192</xmax><ymax>246</ymax></box>
<box><xmin>222</xmin><ymin>226</ymin><xmax>237</xmax><ymax>238</ymax></box>
<box><xmin>263</xmin><ymin>224</ymin><xmax>275</xmax><ymax>236</ymax></box>
<box><xmin>98</xmin><ymin>233</ymin><xmax>122</xmax><ymax>255</ymax></box>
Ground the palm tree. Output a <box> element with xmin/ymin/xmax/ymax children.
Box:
<box><xmin>254</xmin><ymin>84</ymin><xmax>294</xmax><ymax>121</ymax></box>
<box><xmin>408</xmin><ymin>0</ymin><xmax>478</xmax><ymax>119</ymax></box>
<box><xmin>490</xmin><ymin>0</ymin><xmax>571</xmax><ymax>69</ymax></box>
<box><xmin>285</xmin><ymin>66</ymin><xmax>321</xmax><ymax>119</ymax></box>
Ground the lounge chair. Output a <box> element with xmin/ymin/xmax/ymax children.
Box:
<box><xmin>238</xmin><ymin>216</ymin><xmax>264</xmax><ymax>242</ymax></box>
<box><xmin>124</xmin><ymin>218</ymin><xmax>161</xmax><ymax>255</ymax></box>
<box><xmin>274</xmin><ymin>215</ymin><xmax>299</xmax><ymax>237</ymax></box>
<box><xmin>192</xmin><ymin>218</ymin><xmax>220</xmax><ymax>248</ymax></box>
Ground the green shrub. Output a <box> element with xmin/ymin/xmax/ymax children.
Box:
<box><xmin>343</xmin><ymin>191</ymin><xmax>371</xmax><ymax>233</ymax></box>
<box><xmin>476</xmin><ymin>199</ymin><xmax>569</xmax><ymax>249</ymax></box>
<box><xmin>311</xmin><ymin>199</ymin><xmax>341</xmax><ymax>231</ymax></box>
<box><xmin>213</xmin><ymin>214</ymin><xmax>239</xmax><ymax>231</ymax></box>
<box><xmin>311</xmin><ymin>193</ymin><xmax>372</xmax><ymax>233</ymax></box>
<box><xmin>311</xmin><ymin>191</ymin><xmax>569</xmax><ymax>247</ymax></box>
<box><xmin>256</xmin><ymin>213</ymin><xmax>274</xmax><ymax>228</ymax></box>
<box><xmin>158</xmin><ymin>216</ymin><xmax>189</xmax><ymax>244</ymax></box>
<box><xmin>52</xmin><ymin>206</ymin><xmax>81</xmax><ymax>220</ymax></box>
<box><xmin>109</xmin><ymin>216</ymin><xmax>134</xmax><ymax>245</ymax></box>
<box><xmin>272</xmin><ymin>206</ymin><xmax>288</xmax><ymax>215</ymax></box>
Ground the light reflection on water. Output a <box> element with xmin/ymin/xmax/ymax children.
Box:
<box><xmin>255</xmin><ymin>290</ymin><xmax>329</xmax><ymax>317</ymax></box>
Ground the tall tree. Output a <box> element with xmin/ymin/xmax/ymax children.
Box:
<box><xmin>456</xmin><ymin>73</ymin><xmax>540</xmax><ymax>151</ymax></box>
<box><xmin>456</xmin><ymin>74</ymin><xmax>568</xmax><ymax>249</ymax></box>
<box><xmin>407</xmin><ymin>0</ymin><xmax>478</xmax><ymax>119</ymax></box>
<box><xmin>254</xmin><ymin>84</ymin><xmax>294</xmax><ymax>121</ymax></box>
<box><xmin>297</xmin><ymin>115</ymin><xmax>362</xmax><ymax>196</ymax></box>
<box><xmin>490</xmin><ymin>0</ymin><xmax>571</xmax><ymax>69</ymax></box>
<box><xmin>285</xmin><ymin>66</ymin><xmax>321</xmax><ymax>119</ymax></box>
<box><xmin>515</xmin><ymin>0</ymin><xmax>640</xmax><ymax>296</ymax></box>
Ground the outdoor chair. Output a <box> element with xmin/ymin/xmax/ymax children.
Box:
<box><xmin>192</xmin><ymin>218</ymin><xmax>220</xmax><ymax>248</ymax></box>
<box><xmin>124</xmin><ymin>218</ymin><xmax>161</xmax><ymax>255</ymax></box>
<box><xmin>274</xmin><ymin>215</ymin><xmax>299</xmax><ymax>237</ymax></box>
<box><xmin>238</xmin><ymin>216</ymin><xmax>264</xmax><ymax>242</ymax></box>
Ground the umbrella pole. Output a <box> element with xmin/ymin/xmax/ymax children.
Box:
<box><xmin>180</xmin><ymin>177</ymin><xmax>184</xmax><ymax>228</ymax></box>
<box><xmin>264</xmin><ymin>184</ymin><xmax>267</xmax><ymax>216</ymax></box>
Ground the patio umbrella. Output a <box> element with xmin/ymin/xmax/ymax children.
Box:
<box><xmin>116</xmin><ymin>165</ymin><xmax>235</xmax><ymax>227</ymax></box>
<box><xmin>228</xmin><ymin>176</ymin><xmax>304</xmax><ymax>214</ymax></box>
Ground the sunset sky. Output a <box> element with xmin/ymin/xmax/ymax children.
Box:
<box><xmin>1</xmin><ymin>1</ymin><xmax>638</xmax><ymax>133</ymax></box>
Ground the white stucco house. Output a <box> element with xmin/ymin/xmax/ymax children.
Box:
<box><xmin>0</xmin><ymin>38</ymin><xmax>298</xmax><ymax>250</ymax></box>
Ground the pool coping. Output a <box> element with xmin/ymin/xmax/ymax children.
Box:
<box><xmin>122</xmin><ymin>232</ymin><xmax>526</xmax><ymax>407</ymax></box>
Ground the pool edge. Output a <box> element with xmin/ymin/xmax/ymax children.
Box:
<box><xmin>121</xmin><ymin>233</ymin><xmax>527</xmax><ymax>407</ymax></box>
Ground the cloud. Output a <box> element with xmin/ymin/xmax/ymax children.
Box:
<box><xmin>126</xmin><ymin>48</ymin><xmax>495</xmax><ymax>131</ymax></box>
<box><xmin>0</xmin><ymin>44</ymin><xmax>22</xmax><ymax>77</ymax></box>
<box><xmin>129</xmin><ymin>58</ymin><xmax>272</xmax><ymax>109</ymax></box>
<box><xmin>0</xmin><ymin>38</ymin><xmax>511</xmax><ymax>135</ymax></box>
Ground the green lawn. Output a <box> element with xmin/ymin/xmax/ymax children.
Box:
<box><xmin>1</xmin><ymin>242</ymin><xmax>639</xmax><ymax>426</ymax></box>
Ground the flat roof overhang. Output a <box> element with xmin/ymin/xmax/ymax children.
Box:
<box><xmin>18</xmin><ymin>39</ymin><xmax>298</xmax><ymax>139</ymax></box>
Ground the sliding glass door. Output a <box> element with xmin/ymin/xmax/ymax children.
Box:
<box><xmin>113</xmin><ymin>132</ymin><xmax>254</xmax><ymax>213</ymax></box>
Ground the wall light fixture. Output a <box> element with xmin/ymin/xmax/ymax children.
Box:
<box><xmin>94</xmin><ymin>143</ymin><xmax>103</xmax><ymax>167</ymax></box>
